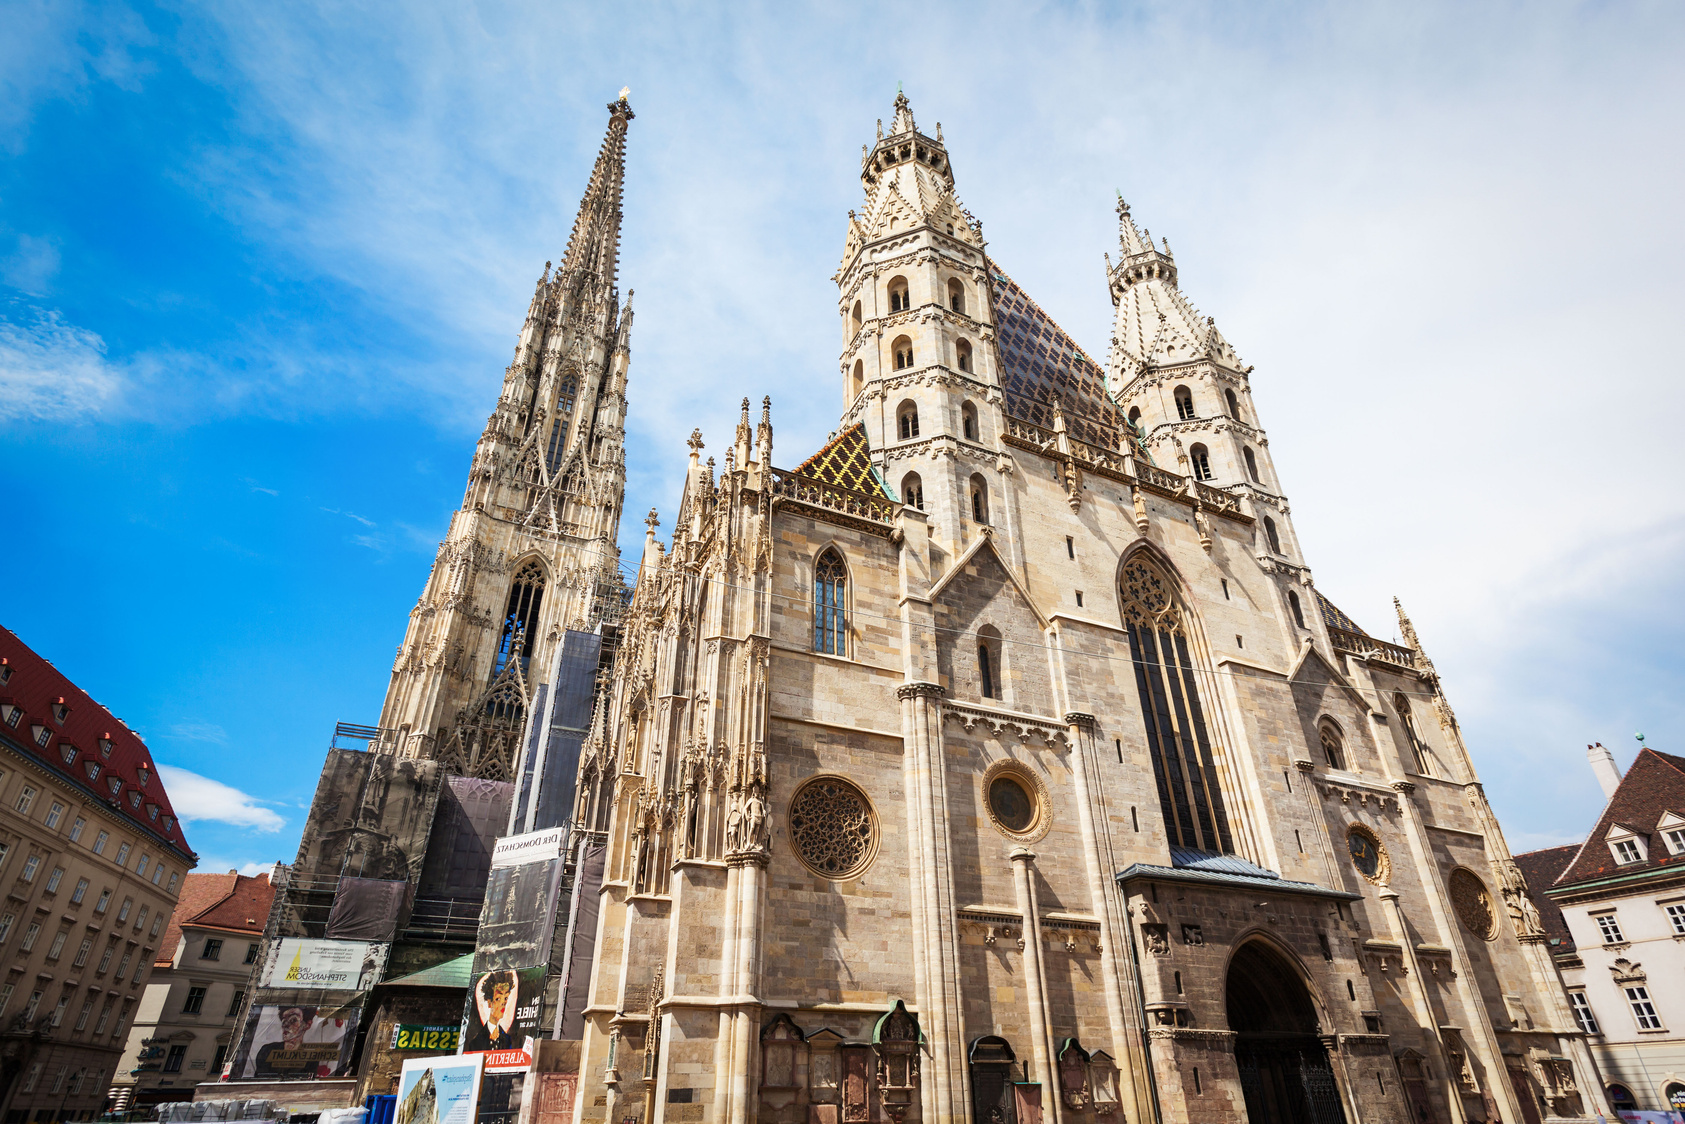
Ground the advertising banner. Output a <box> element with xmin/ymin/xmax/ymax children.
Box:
<box><xmin>391</xmin><ymin>1024</ymin><xmax>462</xmax><ymax>1052</ymax></box>
<box><xmin>472</xmin><ymin>856</ymin><xmax>565</xmax><ymax>974</ymax></box>
<box><xmin>397</xmin><ymin>1054</ymin><xmax>483</xmax><ymax>1124</ymax></box>
<box><xmin>234</xmin><ymin>1004</ymin><xmax>361</xmax><ymax>1079</ymax></box>
<box><xmin>261</xmin><ymin>937</ymin><xmax>388</xmax><ymax>990</ymax></box>
<box><xmin>490</xmin><ymin>828</ymin><xmax>568</xmax><ymax>870</ymax></box>
<box><xmin>461</xmin><ymin>966</ymin><xmax>546</xmax><ymax>1053</ymax></box>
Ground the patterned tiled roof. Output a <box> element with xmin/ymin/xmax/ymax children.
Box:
<box><xmin>989</xmin><ymin>264</ymin><xmax>1122</xmax><ymax>450</ymax></box>
<box><xmin>1553</xmin><ymin>749</ymin><xmax>1685</xmax><ymax>888</ymax></box>
<box><xmin>792</xmin><ymin>423</ymin><xmax>892</xmax><ymax>498</ymax></box>
<box><xmin>1315</xmin><ymin>591</ymin><xmax>1367</xmax><ymax>636</ymax></box>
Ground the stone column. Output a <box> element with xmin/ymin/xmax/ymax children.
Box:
<box><xmin>1062</xmin><ymin>713</ymin><xmax>1155</xmax><ymax>1124</ymax></box>
<box><xmin>1379</xmin><ymin>887</ymin><xmax>1466</xmax><ymax>1124</ymax></box>
<box><xmin>899</xmin><ymin>682</ymin><xmax>969</xmax><ymax>1124</ymax></box>
<box><xmin>1010</xmin><ymin>849</ymin><xmax>1060</xmax><ymax>1124</ymax></box>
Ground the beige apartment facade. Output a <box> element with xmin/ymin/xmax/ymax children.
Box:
<box><xmin>114</xmin><ymin>870</ymin><xmax>272</xmax><ymax>1112</ymax></box>
<box><xmin>0</xmin><ymin>628</ymin><xmax>193</xmax><ymax>1121</ymax></box>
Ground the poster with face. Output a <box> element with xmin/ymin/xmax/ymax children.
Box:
<box><xmin>236</xmin><ymin>1004</ymin><xmax>361</xmax><ymax>1079</ymax></box>
<box><xmin>460</xmin><ymin>966</ymin><xmax>545</xmax><ymax>1053</ymax></box>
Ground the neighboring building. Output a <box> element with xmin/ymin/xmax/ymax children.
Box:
<box><xmin>114</xmin><ymin>870</ymin><xmax>273</xmax><ymax>1112</ymax></box>
<box><xmin>270</xmin><ymin>88</ymin><xmax>1606</xmax><ymax>1124</ymax></box>
<box><xmin>1518</xmin><ymin>745</ymin><xmax>1685</xmax><ymax>1115</ymax></box>
<box><xmin>0</xmin><ymin>627</ymin><xmax>194</xmax><ymax>1121</ymax></box>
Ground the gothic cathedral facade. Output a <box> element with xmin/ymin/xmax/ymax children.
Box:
<box><xmin>378</xmin><ymin>93</ymin><xmax>1601</xmax><ymax>1124</ymax></box>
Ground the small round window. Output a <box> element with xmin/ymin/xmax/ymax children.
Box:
<box><xmin>989</xmin><ymin>776</ymin><xmax>1035</xmax><ymax>833</ymax></box>
<box><xmin>982</xmin><ymin>761</ymin><xmax>1050</xmax><ymax>842</ymax></box>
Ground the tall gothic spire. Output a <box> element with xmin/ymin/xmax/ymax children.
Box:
<box><xmin>558</xmin><ymin>91</ymin><xmax>635</xmax><ymax>290</ymax></box>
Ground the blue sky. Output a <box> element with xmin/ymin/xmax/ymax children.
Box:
<box><xmin>3</xmin><ymin>2</ymin><xmax>1683</xmax><ymax>874</ymax></box>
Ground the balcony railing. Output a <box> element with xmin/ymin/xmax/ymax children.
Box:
<box><xmin>767</xmin><ymin>468</ymin><xmax>897</xmax><ymax>525</ymax></box>
<box><xmin>1327</xmin><ymin>627</ymin><xmax>1415</xmax><ymax>668</ymax></box>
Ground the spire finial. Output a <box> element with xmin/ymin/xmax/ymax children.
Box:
<box><xmin>687</xmin><ymin>429</ymin><xmax>704</xmax><ymax>452</ymax></box>
<box><xmin>645</xmin><ymin>508</ymin><xmax>660</xmax><ymax>532</ymax></box>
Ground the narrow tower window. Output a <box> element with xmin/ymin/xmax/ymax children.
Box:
<box><xmin>813</xmin><ymin>551</ymin><xmax>848</xmax><ymax>657</ymax></box>
<box><xmin>897</xmin><ymin>401</ymin><xmax>920</xmax><ymax>440</ymax></box>
<box><xmin>888</xmin><ymin>277</ymin><xmax>910</xmax><ymax>313</ymax></box>
<box><xmin>969</xmin><ymin>474</ymin><xmax>989</xmax><ymax>524</ymax></box>
<box><xmin>1225</xmin><ymin>389</ymin><xmax>1240</xmax><ymax>419</ymax></box>
<box><xmin>1128</xmin><ymin>406</ymin><xmax>1142</xmax><ymax>425</ymax></box>
<box><xmin>1174</xmin><ymin>386</ymin><xmax>1196</xmax><ymax>420</ymax></box>
<box><xmin>948</xmin><ymin>279</ymin><xmax>966</xmax><ymax>313</ymax></box>
<box><xmin>977</xmin><ymin>625</ymin><xmax>1002</xmax><ymax>700</ymax></box>
<box><xmin>962</xmin><ymin>401</ymin><xmax>979</xmax><ymax>440</ymax></box>
<box><xmin>892</xmin><ymin>335</ymin><xmax>915</xmax><ymax>370</ymax></box>
<box><xmin>956</xmin><ymin>338</ymin><xmax>973</xmax><ymax>373</ymax></box>
<box><xmin>851</xmin><ymin>300</ymin><xmax>863</xmax><ymax>335</ymax></box>
<box><xmin>1395</xmin><ymin>693</ymin><xmax>1432</xmax><ymax>775</ymax></box>
<box><xmin>1243</xmin><ymin>446</ymin><xmax>1261</xmax><ymax>483</ymax></box>
<box><xmin>900</xmin><ymin>472</ymin><xmax>925</xmax><ymax>512</ymax></box>
<box><xmin>1190</xmin><ymin>443</ymin><xmax>1213</xmax><ymax>482</ymax></box>
<box><xmin>1264</xmin><ymin>516</ymin><xmax>1282</xmax><ymax>555</ymax></box>
<box><xmin>1320</xmin><ymin>722</ymin><xmax>1346</xmax><ymax>770</ymax></box>
<box><xmin>1120</xmin><ymin>556</ymin><xmax>1235</xmax><ymax>855</ymax></box>
<box><xmin>850</xmin><ymin>359</ymin><xmax>864</xmax><ymax>401</ymax></box>
<box><xmin>492</xmin><ymin>560</ymin><xmax>547</xmax><ymax>681</ymax></box>
<box><xmin>1288</xmin><ymin>590</ymin><xmax>1306</xmax><ymax>629</ymax></box>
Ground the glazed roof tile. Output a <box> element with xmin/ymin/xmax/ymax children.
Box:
<box><xmin>989</xmin><ymin>265</ymin><xmax>1123</xmax><ymax>451</ymax></box>
<box><xmin>792</xmin><ymin>423</ymin><xmax>892</xmax><ymax>498</ymax></box>
<box><xmin>1315</xmin><ymin>592</ymin><xmax>1367</xmax><ymax>636</ymax></box>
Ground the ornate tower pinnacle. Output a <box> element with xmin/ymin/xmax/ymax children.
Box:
<box><xmin>377</xmin><ymin>95</ymin><xmax>639</xmax><ymax>779</ymax></box>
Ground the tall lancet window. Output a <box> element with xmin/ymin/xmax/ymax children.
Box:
<box><xmin>493</xmin><ymin>560</ymin><xmax>547</xmax><ymax>683</ymax></box>
<box><xmin>813</xmin><ymin>551</ymin><xmax>847</xmax><ymax>656</ymax></box>
<box><xmin>1120</xmin><ymin>556</ymin><xmax>1234</xmax><ymax>855</ymax></box>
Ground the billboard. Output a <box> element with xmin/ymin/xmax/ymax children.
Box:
<box><xmin>233</xmin><ymin>1004</ymin><xmax>361</xmax><ymax>1079</ymax></box>
<box><xmin>490</xmin><ymin>827</ymin><xmax>568</xmax><ymax>870</ymax></box>
<box><xmin>396</xmin><ymin>1054</ymin><xmax>483</xmax><ymax>1124</ymax></box>
<box><xmin>261</xmin><ymin>937</ymin><xmax>388</xmax><ymax>990</ymax></box>
<box><xmin>391</xmin><ymin>1024</ymin><xmax>461</xmax><ymax>1052</ymax></box>
<box><xmin>461</xmin><ymin>966</ymin><xmax>546</xmax><ymax>1053</ymax></box>
<box><xmin>472</xmin><ymin>854</ymin><xmax>565</xmax><ymax>974</ymax></box>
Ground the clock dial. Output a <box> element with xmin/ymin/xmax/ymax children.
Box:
<box><xmin>1348</xmin><ymin>831</ymin><xmax>1380</xmax><ymax>877</ymax></box>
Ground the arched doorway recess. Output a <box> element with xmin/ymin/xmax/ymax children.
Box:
<box><xmin>1226</xmin><ymin>941</ymin><xmax>1348</xmax><ymax>1124</ymax></box>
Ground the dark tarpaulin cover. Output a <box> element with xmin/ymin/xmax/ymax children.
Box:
<box><xmin>417</xmin><ymin>776</ymin><xmax>515</xmax><ymax>900</ymax></box>
<box><xmin>471</xmin><ymin>856</ymin><xmax>566</xmax><ymax>974</ymax></box>
<box><xmin>513</xmin><ymin>630</ymin><xmax>600</xmax><ymax>834</ymax></box>
<box><xmin>556</xmin><ymin>841</ymin><xmax>605</xmax><ymax>1039</ymax></box>
<box><xmin>324</xmin><ymin>877</ymin><xmax>410</xmax><ymax>942</ymax></box>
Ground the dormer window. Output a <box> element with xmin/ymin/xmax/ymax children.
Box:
<box><xmin>0</xmin><ymin>704</ymin><xmax>18</xmax><ymax>728</ymax></box>
<box><xmin>98</xmin><ymin>737</ymin><xmax>113</xmax><ymax>758</ymax></box>
<box><xmin>84</xmin><ymin>762</ymin><xmax>100</xmax><ymax>781</ymax></box>
<box><xmin>107</xmin><ymin>776</ymin><xmax>122</xmax><ymax>796</ymax></box>
<box><xmin>136</xmin><ymin>768</ymin><xmax>149</xmax><ymax>789</ymax></box>
<box><xmin>31</xmin><ymin>724</ymin><xmax>50</xmax><ymax>748</ymax></box>
<box><xmin>1607</xmin><ymin>825</ymin><xmax>1649</xmax><ymax>866</ymax></box>
<box><xmin>127</xmin><ymin>791</ymin><xmax>142</xmax><ymax>810</ymax></box>
<box><xmin>59</xmin><ymin>744</ymin><xmax>77</xmax><ymax>766</ymax></box>
<box><xmin>51</xmin><ymin>699</ymin><xmax>69</xmax><ymax>723</ymax></box>
<box><xmin>161</xmin><ymin>816</ymin><xmax>173</xmax><ymax>832</ymax></box>
<box><xmin>0</xmin><ymin>659</ymin><xmax>10</xmax><ymax>684</ymax></box>
<box><xmin>1657</xmin><ymin>812</ymin><xmax>1685</xmax><ymax>854</ymax></box>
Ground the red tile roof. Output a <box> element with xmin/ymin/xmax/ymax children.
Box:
<box><xmin>0</xmin><ymin>627</ymin><xmax>192</xmax><ymax>860</ymax></box>
<box><xmin>155</xmin><ymin>870</ymin><xmax>274</xmax><ymax>967</ymax></box>
<box><xmin>1513</xmin><ymin>844</ymin><xmax>1578</xmax><ymax>951</ymax></box>
<box><xmin>1552</xmin><ymin>748</ymin><xmax>1685</xmax><ymax>888</ymax></box>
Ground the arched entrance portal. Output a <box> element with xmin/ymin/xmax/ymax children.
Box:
<box><xmin>1227</xmin><ymin>941</ymin><xmax>1348</xmax><ymax>1124</ymax></box>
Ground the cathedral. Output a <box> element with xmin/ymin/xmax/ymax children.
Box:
<box><xmin>287</xmin><ymin>91</ymin><xmax>1605</xmax><ymax>1124</ymax></box>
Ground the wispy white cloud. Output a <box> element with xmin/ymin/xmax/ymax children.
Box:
<box><xmin>167</xmin><ymin>721</ymin><xmax>229</xmax><ymax>745</ymax></box>
<box><xmin>0</xmin><ymin>304</ymin><xmax>127</xmax><ymax>419</ymax></box>
<box><xmin>321</xmin><ymin>507</ymin><xmax>376</xmax><ymax>526</ymax></box>
<box><xmin>157</xmin><ymin>764</ymin><xmax>285</xmax><ymax>832</ymax></box>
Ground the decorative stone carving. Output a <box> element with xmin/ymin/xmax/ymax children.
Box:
<box><xmin>787</xmin><ymin>776</ymin><xmax>877</xmax><ymax>880</ymax></box>
<box><xmin>1449</xmin><ymin>869</ymin><xmax>1499</xmax><ymax>941</ymax></box>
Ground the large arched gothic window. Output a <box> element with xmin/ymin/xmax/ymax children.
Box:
<box><xmin>1120</xmin><ymin>556</ymin><xmax>1234</xmax><ymax>854</ymax></box>
<box><xmin>493</xmin><ymin>560</ymin><xmax>546</xmax><ymax>680</ymax></box>
<box><xmin>813</xmin><ymin>551</ymin><xmax>847</xmax><ymax>656</ymax></box>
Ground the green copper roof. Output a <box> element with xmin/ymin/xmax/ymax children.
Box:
<box><xmin>383</xmin><ymin>954</ymin><xmax>475</xmax><ymax>990</ymax></box>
